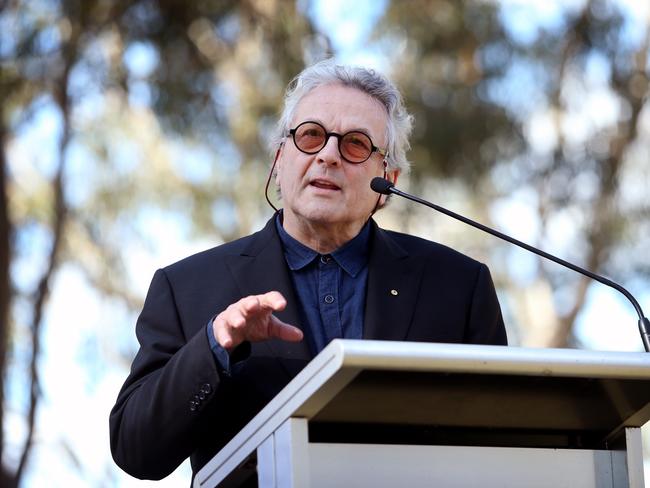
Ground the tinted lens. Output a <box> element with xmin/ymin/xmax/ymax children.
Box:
<box><xmin>341</xmin><ymin>132</ymin><xmax>373</xmax><ymax>162</ymax></box>
<box><xmin>294</xmin><ymin>122</ymin><xmax>326</xmax><ymax>153</ymax></box>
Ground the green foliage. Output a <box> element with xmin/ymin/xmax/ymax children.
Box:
<box><xmin>375</xmin><ymin>0</ymin><xmax>649</xmax><ymax>347</ymax></box>
<box><xmin>1</xmin><ymin>0</ymin><xmax>649</xmax><ymax>484</ymax></box>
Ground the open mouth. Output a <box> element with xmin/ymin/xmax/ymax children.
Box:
<box><xmin>309</xmin><ymin>179</ymin><xmax>340</xmax><ymax>191</ymax></box>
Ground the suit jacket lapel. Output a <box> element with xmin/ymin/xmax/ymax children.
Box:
<box><xmin>227</xmin><ymin>216</ymin><xmax>312</xmax><ymax>363</ymax></box>
<box><xmin>226</xmin><ymin>217</ymin><xmax>424</xmax><ymax>362</ymax></box>
<box><xmin>363</xmin><ymin>222</ymin><xmax>424</xmax><ymax>341</ymax></box>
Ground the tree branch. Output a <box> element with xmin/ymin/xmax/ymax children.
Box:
<box><xmin>13</xmin><ymin>24</ymin><xmax>78</xmax><ymax>487</ymax></box>
<box><xmin>0</xmin><ymin>119</ymin><xmax>14</xmax><ymax>488</ymax></box>
<box><xmin>13</xmin><ymin>118</ymin><xmax>69</xmax><ymax>488</ymax></box>
<box><xmin>547</xmin><ymin>22</ymin><xmax>650</xmax><ymax>348</ymax></box>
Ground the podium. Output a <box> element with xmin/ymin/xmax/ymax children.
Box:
<box><xmin>195</xmin><ymin>340</ymin><xmax>650</xmax><ymax>487</ymax></box>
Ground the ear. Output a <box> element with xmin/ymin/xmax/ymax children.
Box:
<box><xmin>377</xmin><ymin>167</ymin><xmax>401</xmax><ymax>207</ymax></box>
<box><xmin>388</xmin><ymin>168</ymin><xmax>400</xmax><ymax>186</ymax></box>
<box><xmin>273</xmin><ymin>144</ymin><xmax>284</xmax><ymax>184</ymax></box>
<box><xmin>381</xmin><ymin>159</ymin><xmax>400</xmax><ymax>186</ymax></box>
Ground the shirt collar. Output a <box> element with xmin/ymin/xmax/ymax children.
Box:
<box><xmin>330</xmin><ymin>222</ymin><xmax>370</xmax><ymax>277</ymax></box>
<box><xmin>275</xmin><ymin>215</ymin><xmax>317</xmax><ymax>271</ymax></box>
<box><xmin>275</xmin><ymin>213</ymin><xmax>370</xmax><ymax>277</ymax></box>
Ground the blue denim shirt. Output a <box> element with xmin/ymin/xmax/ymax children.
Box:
<box><xmin>275</xmin><ymin>215</ymin><xmax>369</xmax><ymax>355</ymax></box>
<box><xmin>207</xmin><ymin>214</ymin><xmax>369</xmax><ymax>372</ymax></box>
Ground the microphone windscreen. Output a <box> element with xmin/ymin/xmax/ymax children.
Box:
<box><xmin>370</xmin><ymin>177</ymin><xmax>394</xmax><ymax>194</ymax></box>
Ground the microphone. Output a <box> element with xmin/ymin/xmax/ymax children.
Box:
<box><xmin>370</xmin><ymin>177</ymin><xmax>650</xmax><ymax>352</ymax></box>
<box><xmin>370</xmin><ymin>177</ymin><xmax>394</xmax><ymax>194</ymax></box>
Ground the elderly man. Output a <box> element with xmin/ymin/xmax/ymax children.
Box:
<box><xmin>109</xmin><ymin>59</ymin><xmax>507</xmax><ymax>482</ymax></box>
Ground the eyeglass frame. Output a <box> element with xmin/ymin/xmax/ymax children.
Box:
<box><xmin>287</xmin><ymin>120</ymin><xmax>388</xmax><ymax>164</ymax></box>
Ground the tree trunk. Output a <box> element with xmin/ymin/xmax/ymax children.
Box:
<box><xmin>0</xmin><ymin>124</ymin><xmax>15</xmax><ymax>486</ymax></box>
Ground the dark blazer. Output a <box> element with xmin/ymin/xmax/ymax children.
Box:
<box><xmin>109</xmin><ymin>217</ymin><xmax>506</xmax><ymax>481</ymax></box>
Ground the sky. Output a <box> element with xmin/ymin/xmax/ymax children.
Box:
<box><xmin>5</xmin><ymin>0</ymin><xmax>650</xmax><ymax>485</ymax></box>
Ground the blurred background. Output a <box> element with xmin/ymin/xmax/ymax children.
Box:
<box><xmin>2</xmin><ymin>0</ymin><xmax>649</xmax><ymax>485</ymax></box>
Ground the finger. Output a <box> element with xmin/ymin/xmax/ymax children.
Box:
<box><xmin>235</xmin><ymin>296</ymin><xmax>265</xmax><ymax>320</ymax></box>
<box><xmin>267</xmin><ymin>315</ymin><xmax>303</xmax><ymax>342</ymax></box>
<box><xmin>226</xmin><ymin>307</ymin><xmax>247</xmax><ymax>330</ymax></box>
<box><xmin>213</xmin><ymin>316</ymin><xmax>236</xmax><ymax>350</ymax></box>
<box><xmin>240</xmin><ymin>296</ymin><xmax>262</xmax><ymax>317</ymax></box>
<box><xmin>258</xmin><ymin>291</ymin><xmax>287</xmax><ymax>311</ymax></box>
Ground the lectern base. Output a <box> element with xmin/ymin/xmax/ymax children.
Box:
<box><xmin>257</xmin><ymin>419</ymin><xmax>643</xmax><ymax>488</ymax></box>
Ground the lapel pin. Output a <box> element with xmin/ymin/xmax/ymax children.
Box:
<box><xmin>390</xmin><ymin>289</ymin><xmax>398</xmax><ymax>296</ymax></box>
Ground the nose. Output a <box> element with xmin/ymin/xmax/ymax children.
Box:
<box><xmin>316</xmin><ymin>134</ymin><xmax>341</xmax><ymax>166</ymax></box>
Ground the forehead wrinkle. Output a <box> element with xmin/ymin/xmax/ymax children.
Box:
<box><xmin>292</xmin><ymin>85</ymin><xmax>388</xmax><ymax>146</ymax></box>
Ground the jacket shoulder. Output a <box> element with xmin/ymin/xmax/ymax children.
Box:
<box><xmin>162</xmin><ymin>220</ymin><xmax>274</xmax><ymax>279</ymax></box>
<box><xmin>379</xmin><ymin>228</ymin><xmax>483</xmax><ymax>269</ymax></box>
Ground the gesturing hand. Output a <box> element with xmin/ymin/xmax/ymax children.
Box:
<box><xmin>212</xmin><ymin>291</ymin><xmax>303</xmax><ymax>352</ymax></box>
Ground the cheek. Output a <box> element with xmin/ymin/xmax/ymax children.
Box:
<box><xmin>276</xmin><ymin>162</ymin><xmax>302</xmax><ymax>198</ymax></box>
<box><xmin>349</xmin><ymin>178</ymin><xmax>375</xmax><ymax>208</ymax></box>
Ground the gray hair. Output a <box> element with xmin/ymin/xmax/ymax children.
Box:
<box><xmin>270</xmin><ymin>59</ymin><xmax>414</xmax><ymax>173</ymax></box>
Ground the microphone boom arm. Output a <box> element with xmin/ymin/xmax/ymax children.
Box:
<box><xmin>374</xmin><ymin>178</ymin><xmax>650</xmax><ymax>352</ymax></box>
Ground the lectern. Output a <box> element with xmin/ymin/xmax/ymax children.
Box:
<box><xmin>195</xmin><ymin>340</ymin><xmax>650</xmax><ymax>487</ymax></box>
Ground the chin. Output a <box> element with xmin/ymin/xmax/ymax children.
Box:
<box><xmin>304</xmin><ymin>211</ymin><xmax>341</xmax><ymax>224</ymax></box>
<box><xmin>293</xmin><ymin>205</ymin><xmax>343</xmax><ymax>224</ymax></box>
<box><xmin>290</xmin><ymin>199</ymin><xmax>371</xmax><ymax>226</ymax></box>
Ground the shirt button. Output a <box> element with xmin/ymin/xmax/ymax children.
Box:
<box><xmin>324</xmin><ymin>294</ymin><xmax>335</xmax><ymax>304</ymax></box>
<box><xmin>201</xmin><ymin>383</ymin><xmax>212</xmax><ymax>395</ymax></box>
<box><xmin>320</xmin><ymin>255</ymin><xmax>331</xmax><ymax>264</ymax></box>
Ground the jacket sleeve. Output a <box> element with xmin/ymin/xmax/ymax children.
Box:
<box><xmin>109</xmin><ymin>269</ymin><xmax>222</xmax><ymax>480</ymax></box>
<box><xmin>465</xmin><ymin>263</ymin><xmax>508</xmax><ymax>345</ymax></box>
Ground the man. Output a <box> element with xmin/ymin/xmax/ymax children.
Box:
<box><xmin>109</xmin><ymin>59</ymin><xmax>507</xmax><ymax>483</ymax></box>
